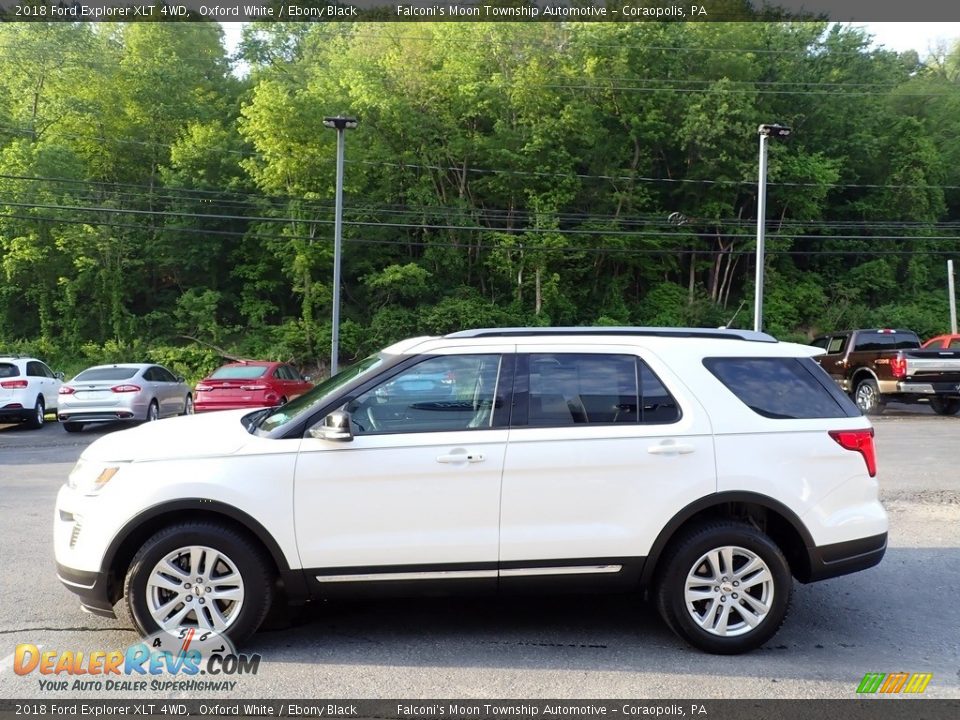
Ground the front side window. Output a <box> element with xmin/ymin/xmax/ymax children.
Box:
<box><xmin>523</xmin><ymin>353</ymin><xmax>680</xmax><ymax>426</ymax></box>
<box><xmin>344</xmin><ymin>354</ymin><xmax>502</xmax><ymax>435</ymax></box>
<box><xmin>826</xmin><ymin>336</ymin><xmax>847</xmax><ymax>354</ymax></box>
<box><xmin>704</xmin><ymin>357</ymin><xmax>860</xmax><ymax>419</ymax></box>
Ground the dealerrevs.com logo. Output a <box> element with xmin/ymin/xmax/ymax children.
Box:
<box><xmin>14</xmin><ymin>628</ymin><xmax>260</xmax><ymax>692</ymax></box>
<box><xmin>856</xmin><ymin>672</ymin><xmax>933</xmax><ymax>695</ymax></box>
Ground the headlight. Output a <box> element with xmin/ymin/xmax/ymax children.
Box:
<box><xmin>67</xmin><ymin>459</ymin><xmax>124</xmax><ymax>494</ymax></box>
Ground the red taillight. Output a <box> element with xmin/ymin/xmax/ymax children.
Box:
<box><xmin>890</xmin><ymin>353</ymin><xmax>907</xmax><ymax>379</ymax></box>
<box><xmin>0</xmin><ymin>380</ymin><xmax>28</xmax><ymax>389</ymax></box>
<box><xmin>240</xmin><ymin>384</ymin><xmax>268</xmax><ymax>391</ymax></box>
<box><xmin>58</xmin><ymin>386</ymin><xmax>76</xmax><ymax>395</ymax></box>
<box><xmin>829</xmin><ymin>428</ymin><xmax>877</xmax><ymax>478</ymax></box>
<box><xmin>111</xmin><ymin>384</ymin><xmax>141</xmax><ymax>393</ymax></box>
<box><xmin>195</xmin><ymin>384</ymin><xmax>213</xmax><ymax>392</ymax></box>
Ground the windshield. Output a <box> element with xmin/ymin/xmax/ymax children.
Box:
<box><xmin>254</xmin><ymin>355</ymin><xmax>384</xmax><ymax>435</ymax></box>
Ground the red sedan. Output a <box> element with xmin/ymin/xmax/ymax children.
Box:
<box><xmin>194</xmin><ymin>361</ymin><xmax>314</xmax><ymax>413</ymax></box>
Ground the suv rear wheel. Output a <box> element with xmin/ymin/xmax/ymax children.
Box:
<box><xmin>26</xmin><ymin>396</ymin><xmax>45</xmax><ymax>429</ymax></box>
<box><xmin>121</xmin><ymin>522</ymin><xmax>274</xmax><ymax>646</ymax></box>
<box><xmin>655</xmin><ymin>522</ymin><xmax>792</xmax><ymax>654</ymax></box>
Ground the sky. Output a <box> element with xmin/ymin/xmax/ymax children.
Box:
<box><xmin>856</xmin><ymin>22</ymin><xmax>960</xmax><ymax>54</ymax></box>
<box><xmin>221</xmin><ymin>22</ymin><xmax>960</xmax><ymax>59</ymax></box>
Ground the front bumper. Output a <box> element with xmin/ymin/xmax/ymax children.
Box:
<box><xmin>56</xmin><ymin>563</ymin><xmax>116</xmax><ymax>618</ymax></box>
<box><xmin>803</xmin><ymin>532</ymin><xmax>887</xmax><ymax>583</ymax></box>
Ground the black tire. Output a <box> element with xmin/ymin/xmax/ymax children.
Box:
<box><xmin>25</xmin><ymin>396</ymin><xmax>45</xmax><ymax>429</ymax></box>
<box><xmin>181</xmin><ymin>394</ymin><xmax>194</xmax><ymax>416</ymax></box>
<box><xmin>929</xmin><ymin>397</ymin><xmax>960</xmax><ymax>416</ymax></box>
<box><xmin>122</xmin><ymin>521</ymin><xmax>274</xmax><ymax>647</ymax></box>
<box><xmin>63</xmin><ymin>421</ymin><xmax>83</xmax><ymax>433</ymax></box>
<box><xmin>655</xmin><ymin>521</ymin><xmax>792</xmax><ymax>654</ymax></box>
<box><xmin>146</xmin><ymin>400</ymin><xmax>159</xmax><ymax>422</ymax></box>
<box><xmin>854</xmin><ymin>377</ymin><xmax>884</xmax><ymax>416</ymax></box>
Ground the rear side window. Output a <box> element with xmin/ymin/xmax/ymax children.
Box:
<box><xmin>521</xmin><ymin>353</ymin><xmax>680</xmax><ymax>426</ymax></box>
<box><xmin>704</xmin><ymin>357</ymin><xmax>860</xmax><ymax>419</ymax></box>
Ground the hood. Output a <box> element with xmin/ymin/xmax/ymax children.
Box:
<box><xmin>80</xmin><ymin>409</ymin><xmax>255</xmax><ymax>463</ymax></box>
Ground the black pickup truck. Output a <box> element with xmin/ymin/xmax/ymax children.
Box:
<box><xmin>811</xmin><ymin>328</ymin><xmax>960</xmax><ymax>415</ymax></box>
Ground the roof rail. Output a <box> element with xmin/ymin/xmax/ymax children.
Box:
<box><xmin>444</xmin><ymin>327</ymin><xmax>778</xmax><ymax>343</ymax></box>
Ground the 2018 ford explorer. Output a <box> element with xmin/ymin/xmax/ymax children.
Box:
<box><xmin>54</xmin><ymin>328</ymin><xmax>887</xmax><ymax>654</ymax></box>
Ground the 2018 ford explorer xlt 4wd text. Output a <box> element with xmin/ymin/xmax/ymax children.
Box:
<box><xmin>54</xmin><ymin>328</ymin><xmax>887</xmax><ymax>654</ymax></box>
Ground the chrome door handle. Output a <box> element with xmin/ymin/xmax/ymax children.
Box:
<box><xmin>436</xmin><ymin>452</ymin><xmax>485</xmax><ymax>464</ymax></box>
<box><xmin>647</xmin><ymin>442</ymin><xmax>695</xmax><ymax>456</ymax></box>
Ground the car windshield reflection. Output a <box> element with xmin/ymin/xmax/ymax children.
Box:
<box><xmin>253</xmin><ymin>355</ymin><xmax>383</xmax><ymax>435</ymax></box>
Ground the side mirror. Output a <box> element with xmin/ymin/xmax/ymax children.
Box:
<box><xmin>55</xmin><ymin>371</ymin><xmax>65</xmax><ymax>380</ymax></box>
<box><xmin>309</xmin><ymin>410</ymin><xmax>353</xmax><ymax>442</ymax></box>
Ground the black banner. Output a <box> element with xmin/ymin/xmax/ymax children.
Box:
<box><xmin>0</xmin><ymin>0</ymin><xmax>959</xmax><ymax>23</ymax></box>
<box><xmin>2</xmin><ymin>700</ymin><xmax>960</xmax><ymax>720</ymax></box>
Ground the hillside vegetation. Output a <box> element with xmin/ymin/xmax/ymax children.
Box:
<box><xmin>1</xmin><ymin>21</ymin><xmax>959</xmax><ymax>379</ymax></box>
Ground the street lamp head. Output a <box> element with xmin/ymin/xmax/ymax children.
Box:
<box><xmin>758</xmin><ymin>123</ymin><xmax>791</xmax><ymax>139</ymax></box>
<box><xmin>323</xmin><ymin>116</ymin><xmax>359</xmax><ymax>131</ymax></box>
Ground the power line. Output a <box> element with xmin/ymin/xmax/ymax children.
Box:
<box><xmin>3</xmin><ymin>208</ymin><xmax>957</xmax><ymax>258</ymax></box>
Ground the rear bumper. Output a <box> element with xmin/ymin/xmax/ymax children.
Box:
<box><xmin>895</xmin><ymin>381</ymin><xmax>960</xmax><ymax>397</ymax></box>
<box><xmin>802</xmin><ymin>532</ymin><xmax>887</xmax><ymax>583</ymax></box>
<box><xmin>0</xmin><ymin>406</ymin><xmax>31</xmax><ymax>422</ymax></box>
<box><xmin>56</xmin><ymin>563</ymin><xmax>116</xmax><ymax>618</ymax></box>
<box><xmin>58</xmin><ymin>411</ymin><xmax>139</xmax><ymax>423</ymax></box>
<box><xmin>195</xmin><ymin>401</ymin><xmax>273</xmax><ymax>413</ymax></box>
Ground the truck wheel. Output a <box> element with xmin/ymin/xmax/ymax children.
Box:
<box><xmin>854</xmin><ymin>378</ymin><xmax>884</xmax><ymax>415</ymax></box>
<box><xmin>929</xmin><ymin>397</ymin><xmax>960</xmax><ymax>416</ymax></box>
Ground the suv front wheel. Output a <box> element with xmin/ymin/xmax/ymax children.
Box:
<box><xmin>121</xmin><ymin>521</ymin><xmax>274</xmax><ymax>646</ymax></box>
<box><xmin>655</xmin><ymin>522</ymin><xmax>792</xmax><ymax>654</ymax></box>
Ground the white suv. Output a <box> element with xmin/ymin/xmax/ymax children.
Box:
<box><xmin>54</xmin><ymin>328</ymin><xmax>887</xmax><ymax>654</ymax></box>
<box><xmin>0</xmin><ymin>356</ymin><xmax>63</xmax><ymax>429</ymax></box>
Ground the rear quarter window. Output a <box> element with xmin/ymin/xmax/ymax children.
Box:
<box><xmin>703</xmin><ymin>357</ymin><xmax>860</xmax><ymax>419</ymax></box>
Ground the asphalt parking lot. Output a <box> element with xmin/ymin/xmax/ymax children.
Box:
<box><xmin>0</xmin><ymin>408</ymin><xmax>957</xmax><ymax>700</ymax></box>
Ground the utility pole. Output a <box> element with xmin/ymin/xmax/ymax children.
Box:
<box><xmin>322</xmin><ymin>116</ymin><xmax>358</xmax><ymax>375</ymax></box>
<box><xmin>753</xmin><ymin>123</ymin><xmax>791</xmax><ymax>332</ymax></box>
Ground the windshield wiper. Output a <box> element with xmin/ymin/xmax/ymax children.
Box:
<box><xmin>243</xmin><ymin>407</ymin><xmax>273</xmax><ymax>433</ymax></box>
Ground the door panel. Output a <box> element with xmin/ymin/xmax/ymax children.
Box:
<box><xmin>498</xmin><ymin>346</ymin><xmax>717</xmax><ymax>574</ymax></box>
<box><xmin>294</xmin><ymin>429</ymin><xmax>508</xmax><ymax>572</ymax></box>
<box><xmin>293</xmin><ymin>347</ymin><xmax>514</xmax><ymax>581</ymax></box>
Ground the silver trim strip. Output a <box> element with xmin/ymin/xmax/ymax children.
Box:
<box><xmin>499</xmin><ymin>565</ymin><xmax>623</xmax><ymax>578</ymax></box>
<box><xmin>316</xmin><ymin>569</ymin><xmax>497</xmax><ymax>583</ymax></box>
<box><xmin>314</xmin><ymin>565</ymin><xmax>623</xmax><ymax>583</ymax></box>
<box><xmin>56</xmin><ymin>573</ymin><xmax>96</xmax><ymax>590</ymax></box>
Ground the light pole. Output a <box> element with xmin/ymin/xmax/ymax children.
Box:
<box><xmin>323</xmin><ymin>115</ymin><xmax>357</xmax><ymax>375</ymax></box>
<box><xmin>754</xmin><ymin>123</ymin><xmax>791</xmax><ymax>332</ymax></box>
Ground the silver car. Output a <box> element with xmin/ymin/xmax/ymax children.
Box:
<box><xmin>57</xmin><ymin>363</ymin><xmax>193</xmax><ymax>433</ymax></box>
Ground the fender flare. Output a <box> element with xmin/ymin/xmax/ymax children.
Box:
<box><xmin>639</xmin><ymin>491</ymin><xmax>815</xmax><ymax>587</ymax></box>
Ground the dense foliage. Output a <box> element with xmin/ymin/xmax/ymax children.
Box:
<box><xmin>1</xmin><ymin>21</ymin><xmax>959</xmax><ymax>379</ymax></box>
